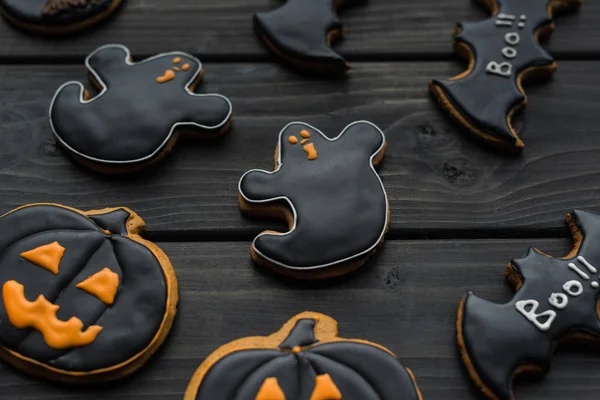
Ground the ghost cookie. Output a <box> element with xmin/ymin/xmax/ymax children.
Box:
<box><xmin>0</xmin><ymin>0</ymin><xmax>123</xmax><ymax>35</ymax></box>
<box><xmin>0</xmin><ymin>203</ymin><xmax>178</xmax><ymax>383</ymax></box>
<box><xmin>238</xmin><ymin>121</ymin><xmax>389</xmax><ymax>280</ymax></box>
<box><xmin>458</xmin><ymin>209</ymin><xmax>600</xmax><ymax>400</ymax></box>
<box><xmin>184</xmin><ymin>311</ymin><xmax>422</xmax><ymax>400</ymax></box>
<box><xmin>254</xmin><ymin>0</ymin><xmax>351</xmax><ymax>74</ymax></box>
<box><xmin>50</xmin><ymin>44</ymin><xmax>233</xmax><ymax>173</ymax></box>
<box><xmin>429</xmin><ymin>0</ymin><xmax>582</xmax><ymax>152</ymax></box>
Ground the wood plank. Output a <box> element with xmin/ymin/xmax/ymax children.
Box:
<box><xmin>2</xmin><ymin>239</ymin><xmax>597</xmax><ymax>399</ymax></box>
<box><xmin>0</xmin><ymin>0</ymin><xmax>595</xmax><ymax>60</ymax></box>
<box><xmin>1</xmin><ymin>61</ymin><xmax>600</xmax><ymax>236</ymax></box>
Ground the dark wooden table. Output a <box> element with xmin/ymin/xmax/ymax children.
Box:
<box><xmin>1</xmin><ymin>0</ymin><xmax>600</xmax><ymax>398</ymax></box>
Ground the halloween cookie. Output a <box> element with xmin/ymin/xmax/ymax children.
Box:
<box><xmin>238</xmin><ymin>121</ymin><xmax>389</xmax><ymax>280</ymax></box>
<box><xmin>0</xmin><ymin>0</ymin><xmax>123</xmax><ymax>35</ymax></box>
<box><xmin>458</xmin><ymin>209</ymin><xmax>600</xmax><ymax>400</ymax></box>
<box><xmin>50</xmin><ymin>44</ymin><xmax>233</xmax><ymax>173</ymax></box>
<box><xmin>185</xmin><ymin>311</ymin><xmax>422</xmax><ymax>400</ymax></box>
<box><xmin>429</xmin><ymin>0</ymin><xmax>582</xmax><ymax>152</ymax></box>
<box><xmin>0</xmin><ymin>203</ymin><xmax>178</xmax><ymax>383</ymax></box>
<box><xmin>254</xmin><ymin>0</ymin><xmax>351</xmax><ymax>74</ymax></box>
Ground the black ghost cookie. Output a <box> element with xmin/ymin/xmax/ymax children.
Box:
<box><xmin>458</xmin><ymin>209</ymin><xmax>600</xmax><ymax>400</ymax></box>
<box><xmin>0</xmin><ymin>0</ymin><xmax>123</xmax><ymax>35</ymax></box>
<box><xmin>429</xmin><ymin>0</ymin><xmax>582</xmax><ymax>152</ymax></box>
<box><xmin>184</xmin><ymin>311</ymin><xmax>423</xmax><ymax>400</ymax></box>
<box><xmin>254</xmin><ymin>0</ymin><xmax>351</xmax><ymax>74</ymax></box>
<box><xmin>0</xmin><ymin>203</ymin><xmax>178</xmax><ymax>383</ymax></box>
<box><xmin>238</xmin><ymin>121</ymin><xmax>389</xmax><ymax>280</ymax></box>
<box><xmin>50</xmin><ymin>44</ymin><xmax>233</xmax><ymax>173</ymax></box>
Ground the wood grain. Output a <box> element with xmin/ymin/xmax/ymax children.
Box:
<box><xmin>1</xmin><ymin>61</ymin><xmax>599</xmax><ymax>237</ymax></box>
<box><xmin>1</xmin><ymin>239</ymin><xmax>597</xmax><ymax>399</ymax></box>
<box><xmin>0</xmin><ymin>0</ymin><xmax>595</xmax><ymax>60</ymax></box>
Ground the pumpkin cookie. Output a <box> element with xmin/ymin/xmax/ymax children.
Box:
<box><xmin>0</xmin><ymin>203</ymin><xmax>178</xmax><ymax>383</ymax></box>
<box><xmin>185</xmin><ymin>312</ymin><xmax>422</xmax><ymax>400</ymax></box>
<box><xmin>238</xmin><ymin>121</ymin><xmax>389</xmax><ymax>280</ymax></box>
<box><xmin>429</xmin><ymin>0</ymin><xmax>582</xmax><ymax>152</ymax></box>
<box><xmin>50</xmin><ymin>44</ymin><xmax>233</xmax><ymax>173</ymax></box>
<box><xmin>458</xmin><ymin>209</ymin><xmax>600</xmax><ymax>399</ymax></box>
<box><xmin>0</xmin><ymin>0</ymin><xmax>123</xmax><ymax>35</ymax></box>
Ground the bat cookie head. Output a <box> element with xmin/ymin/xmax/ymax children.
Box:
<box><xmin>0</xmin><ymin>204</ymin><xmax>178</xmax><ymax>382</ymax></box>
<box><xmin>458</xmin><ymin>209</ymin><xmax>600</xmax><ymax>399</ymax></box>
<box><xmin>184</xmin><ymin>312</ymin><xmax>423</xmax><ymax>400</ymax></box>
<box><xmin>49</xmin><ymin>44</ymin><xmax>232</xmax><ymax>173</ymax></box>
<box><xmin>239</xmin><ymin>121</ymin><xmax>389</xmax><ymax>279</ymax></box>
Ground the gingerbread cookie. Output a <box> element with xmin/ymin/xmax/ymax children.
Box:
<box><xmin>238</xmin><ymin>121</ymin><xmax>389</xmax><ymax>280</ymax></box>
<box><xmin>50</xmin><ymin>44</ymin><xmax>233</xmax><ymax>173</ymax></box>
<box><xmin>458</xmin><ymin>209</ymin><xmax>600</xmax><ymax>399</ymax></box>
<box><xmin>185</xmin><ymin>312</ymin><xmax>422</xmax><ymax>400</ymax></box>
<box><xmin>0</xmin><ymin>0</ymin><xmax>123</xmax><ymax>35</ymax></box>
<box><xmin>254</xmin><ymin>0</ymin><xmax>350</xmax><ymax>74</ymax></box>
<box><xmin>0</xmin><ymin>203</ymin><xmax>178</xmax><ymax>383</ymax></box>
<box><xmin>429</xmin><ymin>0</ymin><xmax>582</xmax><ymax>151</ymax></box>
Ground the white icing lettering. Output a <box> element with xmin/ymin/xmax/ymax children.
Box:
<box><xmin>505</xmin><ymin>32</ymin><xmax>520</xmax><ymax>46</ymax></box>
<box><xmin>502</xmin><ymin>47</ymin><xmax>517</xmax><ymax>59</ymax></box>
<box><xmin>548</xmin><ymin>293</ymin><xmax>568</xmax><ymax>310</ymax></box>
<box><xmin>497</xmin><ymin>13</ymin><xmax>516</xmax><ymax>20</ymax></box>
<box><xmin>496</xmin><ymin>20</ymin><xmax>514</xmax><ymax>27</ymax></box>
<box><xmin>486</xmin><ymin>61</ymin><xmax>512</xmax><ymax>77</ymax></box>
<box><xmin>568</xmin><ymin>263</ymin><xmax>590</xmax><ymax>280</ymax></box>
<box><xmin>577</xmin><ymin>256</ymin><xmax>597</xmax><ymax>273</ymax></box>
<box><xmin>592</xmin><ymin>281</ymin><xmax>599</xmax><ymax>289</ymax></box>
<box><xmin>518</xmin><ymin>22</ymin><xmax>525</xmax><ymax>29</ymax></box>
<box><xmin>516</xmin><ymin>300</ymin><xmax>556</xmax><ymax>332</ymax></box>
<box><xmin>563</xmin><ymin>280</ymin><xmax>583</xmax><ymax>297</ymax></box>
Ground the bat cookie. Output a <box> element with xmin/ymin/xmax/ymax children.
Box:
<box><xmin>0</xmin><ymin>0</ymin><xmax>123</xmax><ymax>35</ymax></box>
<box><xmin>458</xmin><ymin>209</ymin><xmax>600</xmax><ymax>399</ymax></box>
<box><xmin>254</xmin><ymin>0</ymin><xmax>351</xmax><ymax>74</ymax></box>
<box><xmin>238</xmin><ymin>121</ymin><xmax>389</xmax><ymax>280</ymax></box>
<box><xmin>429</xmin><ymin>0</ymin><xmax>582</xmax><ymax>152</ymax></box>
<box><xmin>184</xmin><ymin>311</ymin><xmax>422</xmax><ymax>400</ymax></box>
<box><xmin>0</xmin><ymin>203</ymin><xmax>178</xmax><ymax>383</ymax></box>
<box><xmin>50</xmin><ymin>44</ymin><xmax>233</xmax><ymax>173</ymax></box>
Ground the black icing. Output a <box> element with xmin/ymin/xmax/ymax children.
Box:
<box><xmin>0</xmin><ymin>0</ymin><xmax>115</xmax><ymax>27</ymax></box>
<box><xmin>254</xmin><ymin>0</ymin><xmax>348</xmax><ymax>73</ymax></box>
<box><xmin>279</xmin><ymin>319</ymin><xmax>318</xmax><ymax>349</ymax></box>
<box><xmin>194</xmin><ymin>317</ymin><xmax>421</xmax><ymax>399</ymax></box>
<box><xmin>239</xmin><ymin>121</ymin><xmax>388</xmax><ymax>271</ymax></box>
<box><xmin>89</xmin><ymin>208</ymin><xmax>130</xmax><ymax>235</ymax></box>
<box><xmin>50</xmin><ymin>44</ymin><xmax>232</xmax><ymax>168</ymax></box>
<box><xmin>431</xmin><ymin>0</ymin><xmax>580</xmax><ymax>149</ymax></box>
<box><xmin>0</xmin><ymin>204</ymin><xmax>169</xmax><ymax>372</ymax></box>
<box><xmin>460</xmin><ymin>209</ymin><xmax>600</xmax><ymax>399</ymax></box>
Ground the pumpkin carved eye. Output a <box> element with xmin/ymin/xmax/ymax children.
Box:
<box><xmin>310</xmin><ymin>374</ymin><xmax>342</xmax><ymax>400</ymax></box>
<box><xmin>20</xmin><ymin>241</ymin><xmax>65</xmax><ymax>275</ymax></box>
<box><xmin>76</xmin><ymin>267</ymin><xmax>120</xmax><ymax>305</ymax></box>
<box><xmin>256</xmin><ymin>377</ymin><xmax>286</xmax><ymax>400</ymax></box>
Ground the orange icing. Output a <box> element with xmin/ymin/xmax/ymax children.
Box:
<box><xmin>300</xmin><ymin>130</ymin><xmax>311</xmax><ymax>138</ymax></box>
<box><xmin>288</xmin><ymin>136</ymin><xmax>298</xmax><ymax>144</ymax></box>
<box><xmin>173</xmin><ymin>67</ymin><xmax>181</xmax><ymax>71</ymax></box>
<box><xmin>309</xmin><ymin>374</ymin><xmax>342</xmax><ymax>400</ymax></box>
<box><xmin>182</xmin><ymin>63</ymin><xmax>191</xmax><ymax>71</ymax></box>
<box><xmin>303</xmin><ymin>143</ymin><xmax>318</xmax><ymax>160</ymax></box>
<box><xmin>173</xmin><ymin>57</ymin><xmax>182</xmax><ymax>64</ymax></box>
<box><xmin>256</xmin><ymin>377</ymin><xmax>286</xmax><ymax>400</ymax></box>
<box><xmin>291</xmin><ymin>346</ymin><xmax>301</xmax><ymax>353</ymax></box>
<box><xmin>300</xmin><ymin>139</ymin><xmax>309</xmax><ymax>145</ymax></box>
<box><xmin>157</xmin><ymin>69</ymin><xmax>176</xmax><ymax>84</ymax></box>
<box><xmin>3</xmin><ymin>281</ymin><xmax>102</xmax><ymax>349</ymax></box>
<box><xmin>20</xmin><ymin>242</ymin><xmax>65</xmax><ymax>275</ymax></box>
<box><xmin>76</xmin><ymin>268</ymin><xmax>120</xmax><ymax>305</ymax></box>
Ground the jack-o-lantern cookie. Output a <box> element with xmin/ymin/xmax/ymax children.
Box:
<box><xmin>50</xmin><ymin>44</ymin><xmax>233</xmax><ymax>173</ymax></box>
<box><xmin>458</xmin><ymin>209</ymin><xmax>600</xmax><ymax>399</ymax></box>
<box><xmin>0</xmin><ymin>0</ymin><xmax>123</xmax><ymax>35</ymax></box>
<box><xmin>0</xmin><ymin>203</ymin><xmax>178</xmax><ymax>383</ymax></box>
<box><xmin>254</xmin><ymin>0</ymin><xmax>352</xmax><ymax>74</ymax></box>
<box><xmin>429</xmin><ymin>0</ymin><xmax>582</xmax><ymax>152</ymax></box>
<box><xmin>238</xmin><ymin>121</ymin><xmax>389</xmax><ymax>280</ymax></box>
<box><xmin>184</xmin><ymin>312</ymin><xmax>422</xmax><ymax>400</ymax></box>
